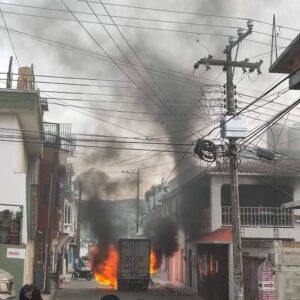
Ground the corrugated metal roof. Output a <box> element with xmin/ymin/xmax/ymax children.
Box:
<box><xmin>209</xmin><ymin>159</ymin><xmax>300</xmax><ymax>177</ymax></box>
<box><xmin>269</xmin><ymin>33</ymin><xmax>300</xmax><ymax>74</ymax></box>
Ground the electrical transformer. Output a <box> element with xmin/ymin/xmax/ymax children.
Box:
<box><xmin>220</xmin><ymin>115</ymin><xmax>248</xmax><ymax>139</ymax></box>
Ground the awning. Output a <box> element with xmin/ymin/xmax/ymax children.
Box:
<box><xmin>190</xmin><ymin>227</ymin><xmax>232</xmax><ymax>244</ymax></box>
<box><xmin>58</xmin><ymin>232</ymin><xmax>73</xmax><ymax>250</ymax></box>
<box><xmin>282</xmin><ymin>200</ymin><xmax>300</xmax><ymax>209</ymax></box>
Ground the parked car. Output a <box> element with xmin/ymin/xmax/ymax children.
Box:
<box><xmin>0</xmin><ymin>269</ymin><xmax>16</xmax><ymax>299</ymax></box>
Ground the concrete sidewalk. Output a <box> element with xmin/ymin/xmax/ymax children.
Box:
<box><xmin>151</xmin><ymin>275</ymin><xmax>201</xmax><ymax>297</ymax></box>
<box><xmin>42</xmin><ymin>289</ymin><xmax>57</xmax><ymax>300</ymax></box>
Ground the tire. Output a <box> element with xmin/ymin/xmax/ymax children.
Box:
<box><xmin>72</xmin><ymin>272</ymin><xmax>79</xmax><ymax>280</ymax></box>
<box><xmin>86</xmin><ymin>273</ymin><xmax>92</xmax><ymax>281</ymax></box>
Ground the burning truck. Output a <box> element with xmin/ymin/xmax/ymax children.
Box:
<box><xmin>89</xmin><ymin>238</ymin><xmax>156</xmax><ymax>290</ymax></box>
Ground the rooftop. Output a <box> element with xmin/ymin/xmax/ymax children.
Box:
<box><xmin>269</xmin><ymin>33</ymin><xmax>300</xmax><ymax>74</ymax></box>
<box><xmin>210</xmin><ymin>158</ymin><xmax>300</xmax><ymax>177</ymax></box>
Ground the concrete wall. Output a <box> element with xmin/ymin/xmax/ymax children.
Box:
<box><xmin>210</xmin><ymin>176</ymin><xmax>223</xmax><ymax>231</ymax></box>
<box><xmin>24</xmin><ymin>241</ymin><xmax>35</xmax><ymax>284</ymax></box>
<box><xmin>242</xmin><ymin>240</ymin><xmax>300</xmax><ymax>300</ymax></box>
<box><xmin>160</xmin><ymin>229</ymin><xmax>185</xmax><ymax>285</ymax></box>
<box><xmin>0</xmin><ymin>244</ymin><xmax>26</xmax><ymax>295</ymax></box>
<box><xmin>0</xmin><ymin>114</ymin><xmax>28</xmax><ymax>174</ymax></box>
<box><xmin>0</xmin><ymin>114</ymin><xmax>28</xmax><ymax>244</ymax></box>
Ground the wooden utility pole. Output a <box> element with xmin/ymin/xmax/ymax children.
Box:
<box><xmin>122</xmin><ymin>169</ymin><xmax>140</xmax><ymax>234</ymax></box>
<box><xmin>194</xmin><ymin>20</ymin><xmax>263</xmax><ymax>300</ymax></box>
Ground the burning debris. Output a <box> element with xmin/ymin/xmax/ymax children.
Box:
<box><xmin>144</xmin><ymin>216</ymin><xmax>179</xmax><ymax>269</ymax></box>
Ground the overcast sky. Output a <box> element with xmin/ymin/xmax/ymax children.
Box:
<box><xmin>1</xmin><ymin>0</ymin><xmax>300</xmax><ymax>198</ymax></box>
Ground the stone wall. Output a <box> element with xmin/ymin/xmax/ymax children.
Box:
<box><xmin>275</xmin><ymin>240</ymin><xmax>300</xmax><ymax>300</ymax></box>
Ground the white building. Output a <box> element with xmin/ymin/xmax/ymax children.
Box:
<box><xmin>0</xmin><ymin>87</ymin><xmax>45</xmax><ymax>293</ymax></box>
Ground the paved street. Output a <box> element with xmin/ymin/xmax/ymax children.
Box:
<box><xmin>57</xmin><ymin>279</ymin><xmax>205</xmax><ymax>300</ymax></box>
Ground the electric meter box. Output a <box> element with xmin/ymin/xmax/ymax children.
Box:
<box><xmin>220</xmin><ymin>115</ymin><xmax>248</xmax><ymax>139</ymax></box>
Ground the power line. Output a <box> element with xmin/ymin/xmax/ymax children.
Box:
<box><xmin>201</xmin><ymin>66</ymin><xmax>300</xmax><ymax>140</ymax></box>
<box><xmin>98</xmin><ymin>0</ymin><xmax>198</xmax><ymax>137</ymax></box>
<box><xmin>0</xmin><ymin>136</ymin><xmax>193</xmax><ymax>154</ymax></box>
<box><xmin>0</xmin><ymin>25</ymin><xmax>197</xmax><ymax>86</ymax></box>
<box><xmin>75</xmin><ymin>0</ymin><xmax>300</xmax><ymax>32</ymax></box>
<box><xmin>240</xmin><ymin>96</ymin><xmax>300</xmax><ymax>149</ymax></box>
<box><xmin>47</xmin><ymin>96</ymin><xmax>147</xmax><ymax>137</ymax></box>
<box><xmin>83</xmin><ymin>0</ymin><xmax>197</xmax><ymax>140</ymax></box>
<box><xmin>0</xmin><ymin>71</ymin><xmax>214</xmax><ymax>88</ymax></box>
<box><xmin>60</xmin><ymin>0</ymin><xmax>181</xmax><ymax>120</ymax></box>
<box><xmin>0</xmin><ymin>23</ymin><xmax>278</xmax><ymax>90</ymax></box>
<box><xmin>0</xmin><ymin>4</ymin><xmax>294</xmax><ymax>42</ymax></box>
<box><xmin>0</xmin><ymin>132</ymin><xmax>194</xmax><ymax>147</ymax></box>
<box><xmin>47</xmin><ymin>101</ymin><xmax>204</xmax><ymax>116</ymax></box>
<box><xmin>0</xmin><ymin>9</ymin><xmax>20</xmax><ymax>66</ymax></box>
<box><xmin>48</xmin><ymin>102</ymin><xmax>214</xmax><ymax>123</ymax></box>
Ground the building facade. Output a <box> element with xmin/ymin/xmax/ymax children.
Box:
<box><xmin>0</xmin><ymin>84</ymin><xmax>45</xmax><ymax>293</ymax></box>
<box><xmin>156</xmin><ymin>159</ymin><xmax>300</xmax><ymax>300</ymax></box>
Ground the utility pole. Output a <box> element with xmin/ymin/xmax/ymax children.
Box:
<box><xmin>76</xmin><ymin>181</ymin><xmax>82</xmax><ymax>264</ymax></box>
<box><xmin>122</xmin><ymin>169</ymin><xmax>140</xmax><ymax>233</ymax></box>
<box><xmin>194</xmin><ymin>20</ymin><xmax>263</xmax><ymax>300</ymax></box>
<box><xmin>6</xmin><ymin>56</ymin><xmax>13</xmax><ymax>88</ymax></box>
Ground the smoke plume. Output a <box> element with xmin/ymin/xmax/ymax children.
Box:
<box><xmin>78</xmin><ymin>169</ymin><xmax>135</xmax><ymax>264</ymax></box>
<box><xmin>144</xmin><ymin>216</ymin><xmax>179</xmax><ymax>268</ymax></box>
<box><xmin>78</xmin><ymin>168</ymin><xmax>134</xmax><ymax>200</ymax></box>
<box><xmin>85</xmin><ymin>199</ymin><xmax>116</xmax><ymax>264</ymax></box>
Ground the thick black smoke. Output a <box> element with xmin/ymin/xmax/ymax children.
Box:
<box><xmin>85</xmin><ymin>199</ymin><xmax>116</xmax><ymax>264</ymax></box>
<box><xmin>144</xmin><ymin>216</ymin><xmax>179</xmax><ymax>268</ymax></box>
<box><xmin>78</xmin><ymin>169</ymin><xmax>134</xmax><ymax>264</ymax></box>
<box><xmin>78</xmin><ymin>168</ymin><xmax>134</xmax><ymax>200</ymax></box>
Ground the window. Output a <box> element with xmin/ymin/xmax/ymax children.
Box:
<box><xmin>64</xmin><ymin>205</ymin><xmax>71</xmax><ymax>224</ymax></box>
<box><xmin>0</xmin><ymin>205</ymin><xmax>22</xmax><ymax>245</ymax></box>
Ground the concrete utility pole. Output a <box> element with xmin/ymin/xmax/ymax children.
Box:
<box><xmin>122</xmin><ymin>169</ymin><xmax>140</xmax><ymax>233</ymax></box>
<box><xmin>6</xmin><ymin>56</ymin><xmax>13</xmax><ymax>88</ymax></box>
<box><xmin>194</xmin><ymin>20</ymin><xmax>263</xmax><ymax>300</ymax></box>
<box><xmin>76</xmin><ymin>181</ymin><xmax>82</xmax><ymax>263</ymax></box>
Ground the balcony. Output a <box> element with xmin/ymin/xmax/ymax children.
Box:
<box><xmin>43</xmin><ymin>122</ymin><xmax>75</xmax><ymax>152</ymax></box>
<box><xmin>222</xmin><ymin>206</ymin><xmax>293</xmax><ymax>228</ymax></box>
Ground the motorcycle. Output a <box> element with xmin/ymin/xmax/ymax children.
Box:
<box><xmin>72</xmin><ymin>267</ymin><xmax>93</xmax><ymax>281</ymax></box>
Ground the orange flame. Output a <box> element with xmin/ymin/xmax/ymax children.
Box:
<box><xmin>89</xmin><ymin>245</ymin><xmax>118</xmax><ymax>288</ymax></box>
<box><xmin>150</xmin><ymin>250</ymin><xmax>158</xmax><ymax>274</ymax></box>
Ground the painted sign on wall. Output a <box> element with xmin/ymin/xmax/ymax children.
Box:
<box><xmin>7</xmin><ymin>248</ymin><xmax>25</xmax><ymax>259</ymax></box>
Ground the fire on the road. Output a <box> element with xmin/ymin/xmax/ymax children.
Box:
<box><xmin>89</xmin><ymin>246</ymin><xmax>158</xmax><ymax>288</ymax></box>
<box><xmin>90</xmin><ymin>245</ymin><xmax>118</xmax><ymax>288</ymax></box>
<box><xmin>150</xmin><ymin>251</ymin><xmax>158</xmax><ymax>274</ymax></box>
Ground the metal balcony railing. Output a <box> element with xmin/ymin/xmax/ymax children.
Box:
<box><xmin>222</xmin><ymin>206</ymin><xmax>294</xmax><ymax>228</ymax></box>
<box><xmin>43</xmin><ymin>122</ymin><xmax>75</xmax><ymax>152</ymax></box>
